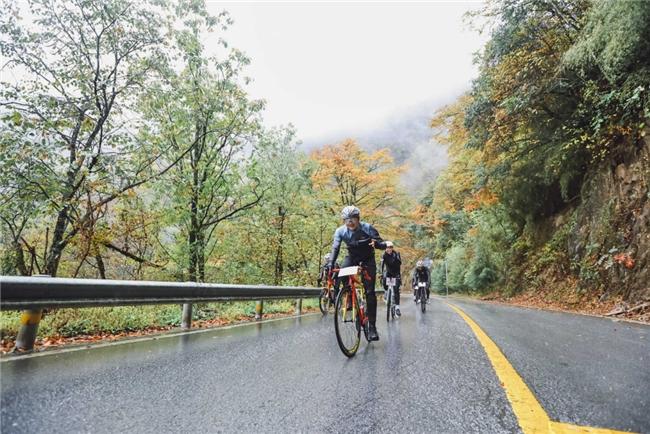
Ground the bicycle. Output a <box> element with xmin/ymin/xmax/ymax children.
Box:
<box><xmin>415</xmin><ymin>281</ymin><xmax>427</xmax><ymax>313</ymax></box>
<box><xmin>334</xmin><ymin>264</ymin><xmax>372</xmax><ymax>357</ymax></box>
<box><xmin>319</xmin><ymin>269</ymin><xmax>337</xmax><ymax>315</ymax></box>
<box><xmin>384</xmin><ymin>277</ymin><xmax>397</xmax><ymax>321</ymax></box>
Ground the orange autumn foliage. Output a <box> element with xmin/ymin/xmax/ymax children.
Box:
<box><xmin>310</xmin><ymin>139</ymin><xmax>405</xmax><ymax>218</ymax></box>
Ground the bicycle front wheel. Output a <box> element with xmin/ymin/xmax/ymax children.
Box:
<box><xmin>334</xmin><ymin>288</ymin><xmax>361</xmax><ymax>357</ymax></box>
<box><xmin>420</xmin><ymin>288</ymin><xmax>426</xmax><ymax>313</ymax></box>
<box><xmin>385</xmin><ymin>288</ymin><xmax>391</xmax><ymax>322</ymax></box>
<box><xmin>319</xmin><ymin>288</ymin><xmax>331</xmax><ymax>315</ymax></box>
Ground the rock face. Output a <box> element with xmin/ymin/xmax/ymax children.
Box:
<box><xmin>568</xmin><ymin>128</ymin><xmax>650</xmax><ymax>302</ymax></box>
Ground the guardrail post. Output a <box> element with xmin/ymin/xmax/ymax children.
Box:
<box><xmin>15</xmin><ymin>309</ymin><xmax>43</xmax><ymax>351</ymax></box>
<box><xmin>255</xmin><ymin>300</ymin><xmax>264</xmax><ymax>320</ymax></box>
<box><xmin>181</xmin><ymin>303</ymin><xmax>192</xmax><ymax>329</ymax></box>
<box><xmin>15</xmin><ymin>274</ymin><xmax>48</xmax><ymax>351</ymax></box>
<box><xmin>295</xmin><ymin>298</ymin><xmax>302</xmax><ymax>315</ymax></box>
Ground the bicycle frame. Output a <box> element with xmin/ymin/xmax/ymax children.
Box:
<box><xmin>333</xmin><ymin>264</ymin><xmax>374</xmax><ymax>357</ymax></box>
<box><xmin>334</xmin><ymin>266</ymin><xmax>369</xmax><ymax>329</ymax></box>
<box><xmin>325</xmin><ymin>270</ymin><xmax>337</xmax><ymax>299</ymax></box>
<box><xmin>416</xmin><ymin>281</ymin><xmax>427</xmax><ymax>312</ymax></box>
<box><xmin>385</xmin><ymin>276</ymin><xmax>396</xmax><ymax>321</ymax></box>
<box><xmin>385</xmin><ymin>277</ymin><xmax>397</xmax><ymax>302</ymax></box>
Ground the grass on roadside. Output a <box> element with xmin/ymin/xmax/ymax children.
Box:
<box><xmin>0</xmin><ymin>299</ymin><xmax>320</xmax><ymax>341</ymax></box>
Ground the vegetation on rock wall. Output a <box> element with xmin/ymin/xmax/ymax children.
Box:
<box><xmin>421</xmin><ymin>0</ymin><xmax>650</xmax><ymax>306</ymax></box>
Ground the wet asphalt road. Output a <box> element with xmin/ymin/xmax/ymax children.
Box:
<box><xmin>1</xmin><ymin>297</ymin><xmax>648</xmax><ymax>433</ymax></box>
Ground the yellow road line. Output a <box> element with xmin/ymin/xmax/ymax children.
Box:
<box><xmin>446</xmin><ymin>303</ymin><xmax>634</xmax><ymax>434</ymax></box>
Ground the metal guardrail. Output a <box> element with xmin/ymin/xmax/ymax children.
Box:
<box><xmin>0</xmin><ymin>276</ymin><xmax>321</xmax><ymax>311</ymax></box>
<box><xmin>0</xmin><ymin>276</ymin><xmax>322</xmax><ymax>351</ymax></box>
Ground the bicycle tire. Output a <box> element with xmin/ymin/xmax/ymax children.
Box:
<box><xmin>334</xmin><ymin>287</ymin><xmax>361</xmax><ymax>357</ymax></box>
<box><xmin>420</xmin><ymin>288</ymin><xmax>426</xmax><ymax>313</ymax></box>
<box><xmin>319</xmin><ymin>288</ymin><xmax>329</xmax><ymax>315</ymax></box>
<box><xmin>386</xmin><ymin>287</ymin><xmax>391</xmax><ymax>322</ymax></box>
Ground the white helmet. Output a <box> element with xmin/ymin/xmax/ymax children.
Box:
<box><xmin>341</xmin><ymin>205</ymin><xmax>360</xmax><ymax>220</ymax></box>
<box><xmin>386</xmin><ymin>241</ymin><xmax>394</xmax><ymax>248</ymax></box>
<box><xmin>416</xmin><ymin>260</ymin><xmax>424</xmax><ymax>268</ymax></box>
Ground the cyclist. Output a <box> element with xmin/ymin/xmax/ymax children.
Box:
<box><xmin>412</xmin><ymin>260</ymin><xmax>431</xmax><ymax>303</ymax></box>
<box><xmin>380</xmin><ymin>241</ymin><xmax>402</xmax><ymax>317</ymax></box>
<box><xmin>317</xmin><ymin>253</ymin><xmax>340</xmax><ymax>302</ymax></box>
<box><xmin>329</xmin><ymin>205</ymin><xmax>387</xmax><ymax>341</ymax></box>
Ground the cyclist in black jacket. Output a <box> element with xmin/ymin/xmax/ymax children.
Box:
<box><xmin>380</xmin><ymin>241</ymin><xmax>402</xmax><ymax>316</ymax></box>
<box><xmin>412</xmin><ymin>260</ymin><xmax>431</xmax><ymax>303</ymax></box>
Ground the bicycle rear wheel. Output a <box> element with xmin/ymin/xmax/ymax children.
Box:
<box><xmin>334</xmin><ymin>287</ymin><xmax>361</xmax><ymax>357</ymax></box>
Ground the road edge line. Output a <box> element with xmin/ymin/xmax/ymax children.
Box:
<box><xmin>445</xmin><ymin>302</ymin><xmax>635</xmax><ymax>434</ymax></box>
<box><xmin>445</xmin><ymin>295</ymin><xmax>649</xmax><ymax>327</ymax></box>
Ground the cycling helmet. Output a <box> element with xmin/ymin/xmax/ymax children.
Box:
<box><xmin>416</xmin><ymin>260</ymin><xmax>424</xmax><ymax>268</ymax></box>
<box><xmin>385</xmin><ymin>241</ymin><xmax>394</xmax><ymax>248</ymax></box>
<box><xmin>341</xmin><ymin>205</ymin><xmax>360</xmax><ymax>220</ymax></box>
<box><xmin>324</xmin><ymin>253</ymin><xmax>331</xmax><ymax>261</ymax></box>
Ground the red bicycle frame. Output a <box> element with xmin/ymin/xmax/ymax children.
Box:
<box><xmin>333</xmin><ymin>265</ymin><xmax>372</xmax><ymax>327</ymax></box>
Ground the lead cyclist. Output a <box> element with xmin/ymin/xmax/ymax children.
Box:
<box><xmin>329</xmin><ymin>206</ymin><xmax>387</xmax><ymax>341</ymax></box>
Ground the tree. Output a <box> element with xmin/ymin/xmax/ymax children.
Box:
<box><xmin>140</xmin><ymin>8</ymin><xmax>265</xmax><ymax>327</ymax></box>
<box><xmin>0</xmin><ymin>0</ymin><xmax>177</xmax><ymax>276</ymax></box>
<box><xmin>310</xmin><ymin>139</ymin><xmax>403</xmax><ymax>216</ymax></box>
<box><xmin>251</xmin><ymin>128</ymin><xmax>312</xmax><ymax>285</ymax></box>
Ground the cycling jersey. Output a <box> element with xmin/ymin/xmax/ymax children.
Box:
<box><xmin>329</xmin><ymin>221</ymin><xmax>386</xmax><ymax>267</ymax></box>
<box><xmin>381</xmin><ymin>251</ymin><xmax>402</xmax><ymax>278</ymax></box>
<box><xmin>413</xmin><ymin>267</ymin><xmax>430</xmax><ymax>287</ymax></box>
<box><xmin>381</xmin><ymin>251</ymin><xmax>401</xmax><ymax>305</ymax></box>
<box><xmin>329</xmin><ymin>221</ymin><xmax>386</xmax><ymax>328</ymax></box>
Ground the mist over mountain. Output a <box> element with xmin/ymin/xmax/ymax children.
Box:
<box><xmin>301</xmin><ymin>99</ymin><xmax>457</xmax><ymax>196</ymax></box>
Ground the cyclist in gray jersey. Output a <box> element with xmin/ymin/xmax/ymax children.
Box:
<box><xmin>329</xmin><ymin>206</ymin><xmax>386</xmax><ymax>341</ymax></box>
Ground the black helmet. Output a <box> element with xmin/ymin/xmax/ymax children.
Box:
<box><xmin>341</xmin><ymin>206</ymin><xmax>360</xmax><ymax>220</ymax></box>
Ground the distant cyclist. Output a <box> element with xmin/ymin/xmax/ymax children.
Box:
<box><xmin>412</xmin><ymin>260</ymin><xmax>431</xmax><ymax>303</ymax></box>
<box><xmin>380</xmin><ymin>241</ymin><xmax>402</xmax><ymax>316</ymax></box>
<box><xmin>329</xmin><ymin>206</ymin><xmax>387</xmax><ymax>341</ymax></box>
<box><xmin>318</xmin><ymin>253</ymin><xmax>340</xmax><ymax>301</ymax></box>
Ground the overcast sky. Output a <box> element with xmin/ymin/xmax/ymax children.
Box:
<box><xmin>209</xmin><ymin>2</ymin><xmax>486</xmax><ymax>144</ymax></box>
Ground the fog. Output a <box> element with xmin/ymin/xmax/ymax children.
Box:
<box><xmin>215</xmin><ymin>2</ymin><xmax>485</xmax><ymax>195</ymax></box>
<box><xmin>301</xmin><ymin>95</ymin><xmax>463</xmax><ymax>195</ymax></box>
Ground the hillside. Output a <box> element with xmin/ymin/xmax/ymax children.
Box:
<box><xmin>419</xmin><ymin>0</ymin><xmax>650</xmax><ymax>320</ymax></box>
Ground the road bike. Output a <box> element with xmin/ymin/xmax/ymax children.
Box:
<box><xmin>334</xmin><ymin>265</ymin><xmax>372</xmax><ymax>357</ymax></box>
<box><xmin>319</xmin><ymin>269</ymin><xmax>337</xmax><ymax>315</ymax></box>
<box><xmin>385</xmin><ymin>277</ymin><xmax>397</xmax><ymax>321</ymax></box>
<box><xmin>416</xmin><ymin>281</ymin><xmax>427</xmax><ymax>313</ymax></box>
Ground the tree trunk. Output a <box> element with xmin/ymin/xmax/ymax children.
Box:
<box><xmin>274</xmin><ymin>206</ymin><xmax>285</xmax><ymax>286</ymax></box>
<box><xmin>13</xmin><ymin>241</ymin><xmax>29</xmax><ymax>276</ymax></box>
<box><xmin>44</xmin><ymin>205</ymin><xmax>70</xmax><ymax>277</ymax></box>
<box><xmin>183</xmin><ymin>141</ymin><xmax>202</xmax><ymax>328</ymax></box>
<box><xmin>95</xmin><ymin>253</ymin><xmax>106</xmax><ymax>279</ymax></box>
<box><xmin>198</xmin><ymin>229</ymin><xmax>205</xmax><ymax>282</ymax></box>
